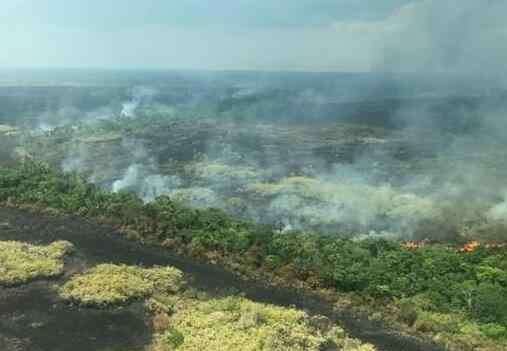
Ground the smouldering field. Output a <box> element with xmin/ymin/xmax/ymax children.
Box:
<box><xmin>5</xmin><ymin>108</ymin><xmax>507</xmax><ymax>242</ymax></box>
<box><xmin>1</xmin><ymin>74</ymin><xmax>507</xmax><ymax>351</ymax></box>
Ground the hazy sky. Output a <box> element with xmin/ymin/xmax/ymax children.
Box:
<box><xmin>1</xmin><ymin>1</ymin><xmax>506</xmax><ymax>72</ymax></box>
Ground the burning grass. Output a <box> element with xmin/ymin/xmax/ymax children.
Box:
<box><xmin>59</xmin><ymin>264</ymin><xmax>184</xmax><ymax>307</ymax></box>
<box><xmin>0</xmin><ymin>240</ymin><xmax>74</xmax><ymax>286</ymax></box>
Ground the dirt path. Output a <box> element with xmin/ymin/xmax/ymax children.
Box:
<box><xmin>0</xmin><ymin>207</ymin><xmax>447</xmax><ymax>351</ymax></box>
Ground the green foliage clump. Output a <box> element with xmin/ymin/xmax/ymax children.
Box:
<box><xmin>0</xmin><ymin>240</ymin><xmax>73</xmax><ymax>286</ymax></box>
<box><xmin>162</xmin><ymin>327</ymin><xmax>185</xmax><ymax>349</ymax></box>
<box><xmin>59</xmin><ymin>264</ymin><xmax>183</xmax><ymax>307</ymax></box>
<box><xmin>408</xmin><ymin>308</ymin><xmax>507</xmax><ymax>350</ymax></box>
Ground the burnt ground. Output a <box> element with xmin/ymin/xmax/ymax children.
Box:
<box><xmin>0</xmin><ymin>206</ymin><xmax>447</xmax><ymax>351</ymax></box>
<box><xmin>0</xmin><ymin>284</ymin><xmax>149</xmax><ymax>351</ymax></box>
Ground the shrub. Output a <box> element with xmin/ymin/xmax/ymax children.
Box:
<box><xmin>414</xmin><ymin>311</ymin><xmax>460</xmax><ymax>334</ymax></box>
<box><xmin>163</xmin><ymin>327</ymin><xmax>185</xmax><ymax>349</ymax></box>
<box><xmin>398</xmin><ymin>299</ymin><xmax>418</xmax><ymax>326</ymax></box>
<box><xmin>480</xmin><ymin>323</ymin><xmax>507</xmax><ymax>340</ymax></box>
<box><xmin>473</xmin><ymin>283</ymin><xmax>507</xmax><ymax>324</ymax></box>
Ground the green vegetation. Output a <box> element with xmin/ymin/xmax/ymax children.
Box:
<box><xmin>59</xmin><ymin>263</ymin><xmax>183</xmax><ymax>307</ymax></box>
<box><xmin>376</xmin><ymin>297</ymin><xmax>507</xmax><ymax>351</ymax></box>
<box><xmin>0</xmin><ymin>240</ymin><xmax>73</xmax><ymax>285</ymax></box>
<box><xmin>148</xmin><ymin>295</ymin><xmax>376</xmax><ymax>351</ymax></box>
<box><xmin>1</xmin><ymin>162</ymin><xmax>507</xmax><ymax>349</ymax></box>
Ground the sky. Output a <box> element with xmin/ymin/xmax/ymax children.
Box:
<box><xmin>1</xmin><ymin>0</ymin><xmax>506</xmax><ymax>72</ymax></box>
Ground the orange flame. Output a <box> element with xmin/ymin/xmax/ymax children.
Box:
<box><xmin>460</xmin><ymin>241</ymin><xmax>480</xmax><ymax>253</ymax></box>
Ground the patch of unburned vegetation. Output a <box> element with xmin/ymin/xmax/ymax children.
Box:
<box><xmin>149</xmin><ymin>295</ymin><xmax>376</xmax><ymax>351</ymax></box>
<box><xmin>0</xmin><ymin>240</ymin><xmax>74</xmax><ymax>286</ymax></box>
<box><xmin>59</xmin><ymin>264</ymin><xmax>184</xmax><ymax>307</ymax></box>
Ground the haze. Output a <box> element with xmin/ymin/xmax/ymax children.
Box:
<box><xmin>2</xmin><ymin>0</ymin><xmax>505</xmax><ymax>74</ymax></box>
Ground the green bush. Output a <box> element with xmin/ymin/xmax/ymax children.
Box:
<box><xmin>398</xmin><ymin>299</ymin><xmax>418</xmax><ymax>326</ymax></box>
<box><xmin>480</xmin><ymin>323</ymin><xmax>507</xmax><ymax>340</ymax></box>
<box><xmin>473</xmin><ymin>283</ymin><xmax>507</xmax><ymax>324</ymax></box>
<box><xmin>163</xmin><ymin>327</ymin><xmax>185</xmax><ymax>349</ymax></box>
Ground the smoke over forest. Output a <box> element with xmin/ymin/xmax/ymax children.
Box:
<box><xmin>2</xmin><ymin>2</ymin><xmax>507</xmax><ymax>351</ymax></box>
<box><xmin>1</xmin><ymin>70</ymin><xmax>506</xmax><ymax>241</ymax></box>
<box><xmin>1</xmin><ymin>1</ymin><xmax>504</xmax><ymax>241</ymax></box>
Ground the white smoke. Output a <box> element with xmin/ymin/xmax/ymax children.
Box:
<box><xmin>109</xmin><ymin>138</ymin><xmax>184</xmax><ymax>202</ymax></box>
<box><xmin>112</xmin><ymin>164</ymin><xmax>183</xmax><ymax>203</ymax></box>
<box><xmin>61</xmin><ymin>143</ymin><xmax>90</xmax><ymax>173</ymax></box>
<box><xmin>120</xmin><ymin>101</ymin><xmax>139</xmax><ymax>118</ymax></box>
<box><xmin>120</xmin><ymin>86</ymin><xmax>158</xmax><ymax>118</ymax></box>
<box><xmin>376</xmin><ymin>0</ymin><xmax>507</xmax><ymax>81</ymax></box>
<box><xmin>112</xmin><ymin>164</ymin><xmax>142</xmax><ymax>193</ymax></box>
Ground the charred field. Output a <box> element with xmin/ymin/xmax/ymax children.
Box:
<box><xmin>0</xmin><ymin>206</ymin><xmax>444</xmax><ymax>351</ymax></box>
<box><xmin>1</xmin><ymin>71</ymin><xmax>507</xmax><ymax>351</ymax></box>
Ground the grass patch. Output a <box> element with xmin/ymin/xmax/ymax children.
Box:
<box><xmin>149</xmin><ymin>295</ymin><xmax>376</xmax><ymax>351</ymax></box>
<box><xmin>0</xmin><ymin>240</ymin><xmax>74</xmax><ymax>286</ymax></box>
<box><xmin>59</xmin><ymin>263</ymin><xmax>184</xmax><ymax>307</ymax></box>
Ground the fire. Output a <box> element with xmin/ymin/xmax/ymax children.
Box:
<box><xmin>460</xmin><ymin>241</ymin><xmax>481</xmax><ymax>253</ymax></box>
<box><xmin>401</xmin><ymin>240</ymin><xmax>504</xmax><ymax>253</ymax></box>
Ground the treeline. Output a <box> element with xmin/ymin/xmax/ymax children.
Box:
<box><xmin>1</xmin><ymin>162</ymin><xmax>506</xmax><ymax>342</ymax></box>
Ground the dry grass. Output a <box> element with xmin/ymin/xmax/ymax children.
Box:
<box><xmin>0</xmin><ymin>240</ymin><xmax>73</xmax><ymax>286</ymax></box>
<box><xmin>149</xmin><ymin>295</ymin><xmax>376</xmax><ymax>351</ymax></box>
<box><xmin>59</xmin><ymin>263</ymin><xmax>184</xmax><ymax>307</ymax></box>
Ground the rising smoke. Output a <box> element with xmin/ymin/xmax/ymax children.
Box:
<box><xmin>375</xmin><ymin>0</ymin><xmax>507</xmax><ymax>238</ymax></box>
<box><xmin>376</xmin><ymin>0</ymin><xmax>507</xmax><ymax>81</ymax></box>
<box><xmin>120</xmin><ymin>86</ymin><xmax>158</xmax><ymax>118</ymax></box>
<box><xmin>19</xmin><ymin>0</ymin><xmax>507</xmax><ymax>241</ymax></box>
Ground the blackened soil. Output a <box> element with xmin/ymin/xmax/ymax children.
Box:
<box><xmin>0</xmin><ymin>283</ymin><xmax>148</xmax><ymax>351</ymax></box>
<box><xmin>0</xmin><ymin>207</ymin><xmax>447</xmax><ymax>351</ymax></box>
